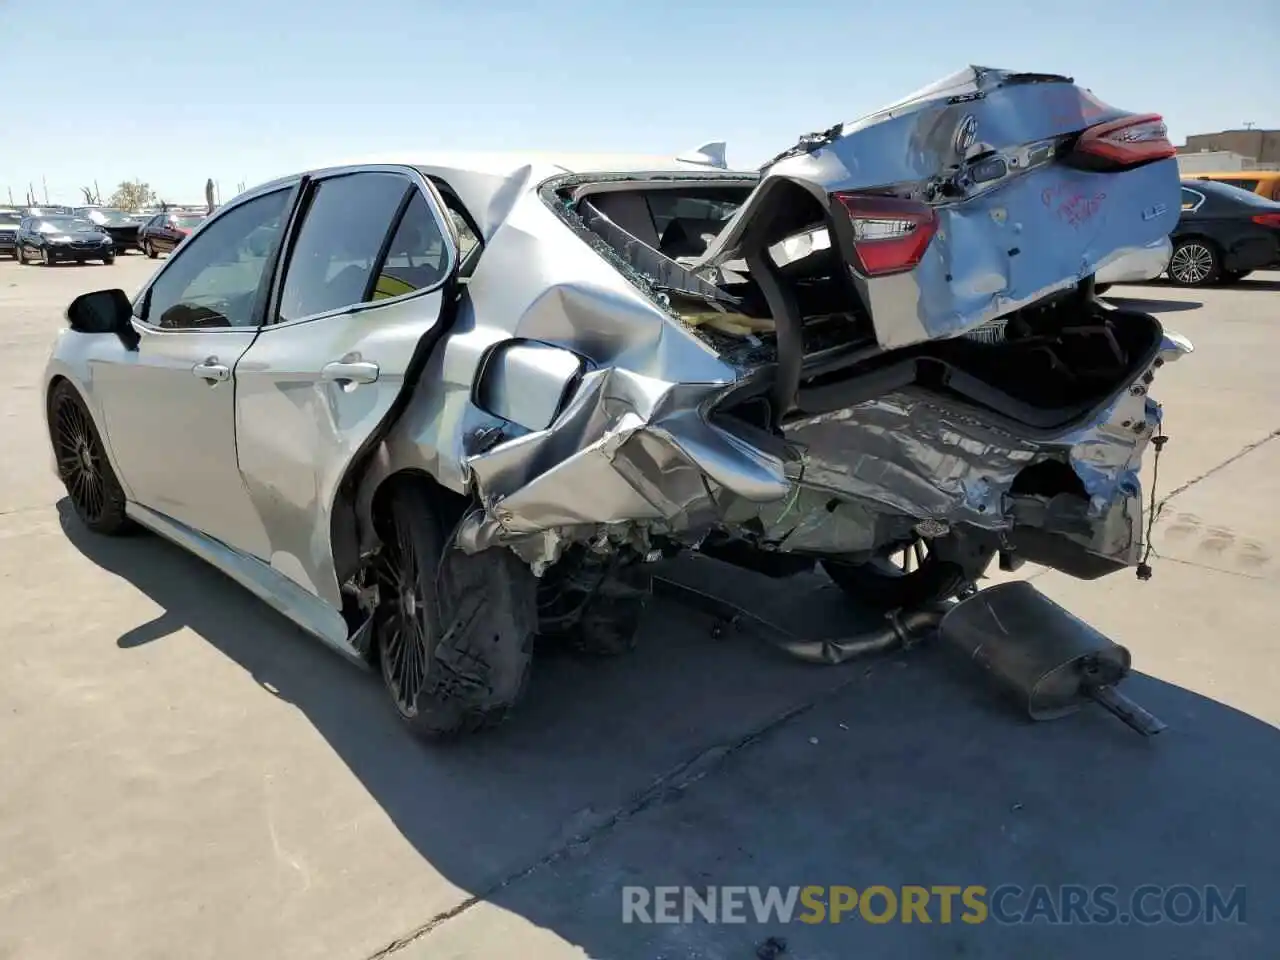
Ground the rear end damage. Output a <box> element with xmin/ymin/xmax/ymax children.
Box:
<box><xmin>460</xmin><ymin>67</ymin><xmax>1186</xmax><ymax>577</ymax></box>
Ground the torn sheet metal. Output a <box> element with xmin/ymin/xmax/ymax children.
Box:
<box><xmin>455</xmin><ymin>330</ymin><xmax>1191</xmax><ymax>571</ymax></box>
<box><xmin>695</xmin><ymin>65</ymin><xmax>1182</xmax><ymax>350</ymax></box>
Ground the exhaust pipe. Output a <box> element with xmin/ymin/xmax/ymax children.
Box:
<box><xmin>654</xmin><ymin>574</ymin><xmax>1163</xmax><ymax>735</ymax></box>
<box><xmin>652</xmin><ymin>576</ymin><xmax>945</xmax><ymax>664</ymax></box>
<box><xmin>937</xmin><ymin>580</ymin><xmax>1165</xmax><ymax>736</ymax></box>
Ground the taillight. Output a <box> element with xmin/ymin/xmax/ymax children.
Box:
<box><xmin>831</xmin><ymin>193</ymin><xmax>937</xmax><ymax>277</ymax></box>
<box><xmin>1072</xmin><ymin>113</ymin><xmax>1176</xmax><ymax>169</ymax></box>
<box><xmin>1252</xmin><ymin>213</ymin><xmax>1280</xmax><ymax>228</ymax></box>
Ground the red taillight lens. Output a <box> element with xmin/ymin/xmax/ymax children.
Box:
<box><xmin>1252</xmin><ymin>213</ymin><xmax>1280</xmax><ymax>228</ymax></box>
<box><xmin>1073</xmin><ymin>113</ymin><xmax>1176</xmax><ymax>168</ymax></box>
<box><xmin>832</xmin><ymin>193</ymin><xmax>937</xmax><ymax>277</ymax></box>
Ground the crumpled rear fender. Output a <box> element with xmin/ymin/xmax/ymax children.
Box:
<box><xmin>453</xmin><ymin>327</ymin><xmax>1193</xmax><ymax>574</ymax></box>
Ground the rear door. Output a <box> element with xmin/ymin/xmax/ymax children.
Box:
<box><xmin>232</xmin><ymin>167</ymin><xmax>460</xmax><ymax>608</ymax></box>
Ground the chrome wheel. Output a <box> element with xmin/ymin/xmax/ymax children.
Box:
<box><xmin>53</xmin><ymin>395</ymin><xmax>107</xmax><ymax>525</ymax></box>
<box><xmin>1169</xmin><ymin>242</ymin><xmax>1215</xmax><ymax>285</ymax></box>
<box><xmin>377</xmin><ymin>511</ymin><xmax>430</xmax><ymax>718</ymax></box>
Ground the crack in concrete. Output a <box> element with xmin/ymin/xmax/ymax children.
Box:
<box><xmin>365</xmin><ymin>675</ymin><xmax>859</xmax><ymax>958</ymax></box>
<box><xmin>1153</xmin><ymin>427</ymin><xmax>1280</xmax><ymax>524</ymax></box>
<box><xmin>1145</xmin><ymin>554</ymin><xmax>1268</xmax><ymax>582</ymax></box>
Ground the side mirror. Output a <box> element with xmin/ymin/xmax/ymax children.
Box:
<box><xmin>66</xmin><ymin>289</ymin><xmax>140</xmax><ymax>351</ymax></box>
<box><xmin>474</xmin><ymin>340</ymin><xmax>587</xmax><ymax>433</ymax></box>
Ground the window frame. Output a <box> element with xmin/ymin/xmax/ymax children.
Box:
<box><xmin>131</xmin><ymin>179</ymin><xmax>304</xmax><ymax>335</ymax></box>
<box><xmin>1180</xmin><ymin>187</ymin><xmax>1207</xmax><ymax>214</ymax></box>
<box><xmin>264</xmin><ymin>165</ymin><xmax>460</xmax><ymax>330</ymax></box>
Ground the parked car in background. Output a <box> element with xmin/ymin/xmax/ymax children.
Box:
<box><xmin>1169</xmin><ymin>179</ymin><xmax>1280</xmax><ymax>286</ymax></box>
<box><xmin>137</xmin><ymin>211</ymin><xmax>206</xmax><ymax>258</ymax></box>
<box><xmin>22</xmin><ymin>205</ymin><xmax>74</xmax><ymax>218</ymax></box>
<box><xmin>74</xmin><ymin>208</ymin><xmax>146</xmax><ymax>253</ymax></box>
<box><xmin>0</xmin><ymin>209</ymin><xmax>21</xmax><ymax>258</ymax></box>
<box><xmin>15</xmin><ymin>215</ymin><xmax>115</xmax><ymax>265</ymax></box>
<box><xmin>1093</xmin><ymin>236</ymin><xmax>1173</xmax><ymax>292</ymax></box>
<box><xmin>1190</xmin><ymin>171</ymin><xmax>1280</xmax><ymax>202</ymax></box>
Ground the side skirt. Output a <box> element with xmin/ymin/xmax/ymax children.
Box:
<box><xmin>125</xmin><ymin>502</ymin><xmax>369</xmax><ymax>669</ymax></box>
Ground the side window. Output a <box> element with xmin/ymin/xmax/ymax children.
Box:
<box><xmin>370</xmin><ymin>191</ymin><xmax>451</xmax><ymax>300</ymax></box>
<box><xmin>276</xmin><ymin>173</ymin><xmax>411</xmax><ymax>322</ymax></box>
<box><xmin>142</xmin><ymin>189</ymin><xmax>290</xmax><ymax>330</ymax></box>
<box><xmin>1180</xmin><ymin>188</ymin><xmax>1204</xmax><ymax>212</ymax></box>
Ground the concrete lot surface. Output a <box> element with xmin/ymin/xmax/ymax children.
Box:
<box><xmin>0</xmin><ymin>255</ymin><xmax>1276</xmax><ymax>960</ymax></box>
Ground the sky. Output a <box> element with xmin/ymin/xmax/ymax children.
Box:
<box><xmin>2</xmin><ymin>0</ymin><xmax>1277</xmax><ymax>205</ymax></box>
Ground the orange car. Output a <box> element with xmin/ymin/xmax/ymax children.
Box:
<box><xmin>1190</xmin><ymin>171</ymin><xmax>1280</xmax><ymax>201</ymax></box>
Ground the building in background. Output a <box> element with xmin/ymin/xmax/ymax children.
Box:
<box><xmin>1177</xmin><ymin>129</ymin><xmax>1280</xmax><ymax>175</ymax></box>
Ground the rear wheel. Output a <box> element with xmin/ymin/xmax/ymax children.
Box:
<box><xmin>143</xmin><ymin>239</ymin><xmax>158</xmax><ymax>259</ymax></box>
<box><xmin>48</xmin><ymin>381</ymin><xmax>132</xmax><ymax>535</ymax></box>
<box><xmin>1168</xmin><ymin>239</ymin><xmax>1219</xmax><ymax>286</ymax></box>
<box><xmin>822</xmin><ymin>534</ymin><xmax>967</xmax><ymax>611</ymax></box>
<box><xmin>374</xmin><ymin>479</ymin><xmax>537</xmax><ymax>739</ymax></box>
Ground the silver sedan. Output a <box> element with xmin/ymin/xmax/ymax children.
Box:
<box><xmin>44</xmin><ymin>66</ymin><xmax>1191</xmax><ymax>739</ymax></box>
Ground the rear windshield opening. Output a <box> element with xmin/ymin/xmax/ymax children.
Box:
<box><xmin>567</xmin><ymin>182</ymin><xmax>873</xmax><ymax>364</ymax></box>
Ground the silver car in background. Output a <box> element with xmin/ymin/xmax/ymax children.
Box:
<box><xmin>43</xmin><ymin>66</ymin><xmax>1190</xmax><ymax>739</ymax></box>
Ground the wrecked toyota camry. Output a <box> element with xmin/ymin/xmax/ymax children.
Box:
<box><xmin>45</xmin><ymin>66</ymin><xmax>1189</xmax><ymax>739</ymax></box>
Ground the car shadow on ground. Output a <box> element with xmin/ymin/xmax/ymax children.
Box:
<box><xmin>58</xmin><ymin>499</ymin><xmax>1279</xmax><ymax>960</ymax></box>
<box><xmin>1103</xmin><ymin>295</ymin><xmax>1203</xmax><ymax>313</ymax></box>
<box><xmin>1137</xmin><ymin>277</ymin><xmax>1280</xmax><ymax>294</ymax></box>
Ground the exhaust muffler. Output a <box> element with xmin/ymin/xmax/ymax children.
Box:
<box><xmin>937</xmin><ymin>580</ymin><xmax>1165</xmax><ymax>736</ymax></box>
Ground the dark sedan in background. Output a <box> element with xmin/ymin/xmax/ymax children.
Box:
<box><xmin>0</xmin><ymin>209</ymin><xmax>20</xmax><ymax>258</ymax></box>
<box><xmin>137</xmin><ymin>211</ymin><xmax>205</xmax><ymax>258</ymax></box>
<box><xmin>74</xmin><ymin>207</ymin><xmax>146</xmax><ymax>253</ymax></box>
<box><xmin>1170</xmin><ymin>180</ymin><xmax>1280</xmax><ymax>286</ymax></box>
<box><xmin>14</xmin><ymin>215</ymin><xmax>115</xmax><ymax>265</ymax></box>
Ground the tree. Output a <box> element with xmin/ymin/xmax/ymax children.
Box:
<box><xmin>107</xmin><ymin>180</ymin><xmax>157</xmax><ymax>211</ymax></box>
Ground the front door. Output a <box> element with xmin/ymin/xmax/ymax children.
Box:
<box><xmin>233</xmin><ymin>168</ymin><xmax>460</xmax><ymax>607</ymax></box>
<box><xmin>92</xmin><ymin>186</ymin><xmax>297</xmax><ymax>554</ymax></box>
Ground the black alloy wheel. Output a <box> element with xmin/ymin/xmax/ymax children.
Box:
<box><xmin>373</xmin><ymin>480</ymin><xmax>536</xmax><ymax>739</ymax></box>
<box><xmin>49</xmin><ymin>381</ymin><xmax>131</xmax><ymax>534</ymax></box>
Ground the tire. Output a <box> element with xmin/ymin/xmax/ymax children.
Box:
<box><xmin>373</xmin><ymin>479</ymin><xmax>537</xmax><ymax>739</ymax></box>
<box><xmin>103</xmin><ymin>255</ymin><xmax>115</xmax><ymax>265</ymax></box>
<box><xmin>14</xmin><ymin>244</ymin><xmax>25</xmax><ymax>265</ymax></box>
<box><xmin>536</xmin><ymin>546</ymin><xmax>652</xmax><ymax>656</ymax></box>
<box><xmin>48</xmin><ymin>380</ymin><xmax>133</xmax><ymax>535</ymax></box>
<box><xmin>822</xmin><ymin>535</ymin><xmax>967</xmax><ymax>611</ymax></box>
<box><xmin>41</xmin><ymin>246</ymin><xmax>53</xmax><ymax>266</ymax></box>
<box><xmin>143</xmin><ymin>240</ymin><xmax>158</xmax><ymax>259</ymax></box>
<box><xmin>1168</xmin><ymin>239</ymin><xmax>1219</xmax><ymax>286</ymax></box>
<box><xmin>1218</xmin><ymin>269</ymin><xmax>1251</xmax><ymax>284</ymax></box>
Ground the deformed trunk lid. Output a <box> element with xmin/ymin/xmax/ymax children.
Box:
<box><xmin>696</xmin><ymin>66</ymin><xmax>1182</xmax><ymax>349</ymax></box>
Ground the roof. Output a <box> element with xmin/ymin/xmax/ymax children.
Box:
<box><xmin>303</xmin><ymin>150</ymin><xmax>741</xmax><ymax>240</ymax></box>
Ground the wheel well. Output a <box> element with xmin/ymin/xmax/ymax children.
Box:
<box><xmin>370</xmin><ymin>469</ymin><xmax>469</xmax><ymax>539</ymax></box>
<box><xmin>332</xmin><ymin>467</ymin><xmax>470</xmax><ymax>586</ymax></box>
<box><xmin>1172</xmin><ymin>233</ymin><xmax>1219</xmax><ymax>253</ymax></box>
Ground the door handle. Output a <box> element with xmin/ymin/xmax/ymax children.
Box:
<box><xmin>192</xmin><ymin>358</ymin><xmax>230</xmax><ymax>382</ymax></box>
<box><xmin>321</xmin><ymin>360</ymin><xmax>380</xmax><ymax>385</ymax></box>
